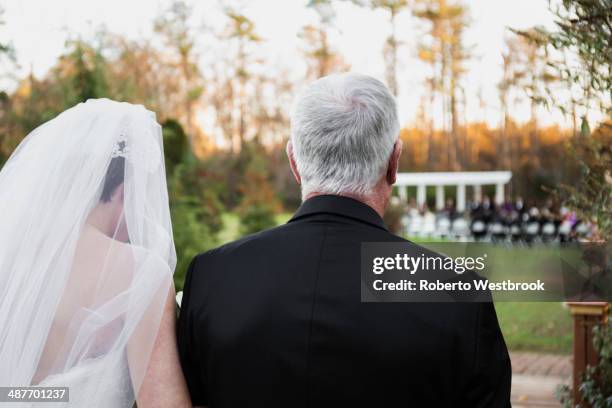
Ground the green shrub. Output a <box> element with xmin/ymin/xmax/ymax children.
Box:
<box><xmin>168</xmin><ymin>161</ymin><xmax>222</xmax><ymax>290</ymax></box>
<box><xmin>162</xmin><ymin>118</ymin><xmax>189</xmax><ymax>173</ymax></box>
<box><xmin>235</xmin><ymin>141</ymin><xmax>282</xmax><ymax>235</ymax></box>
<box><xmin>170</xmin><ymin>195</ymin><xmax>214</xmax><ymax>291</ymax></box>
<box><xmin>238</xmin><ymin>203</ymin><xmax>277</xmax><ymax>236</ymax></box>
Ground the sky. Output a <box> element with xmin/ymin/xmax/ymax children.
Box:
<box><xmin>2</xmin><ymin>0</ymin><xmax>580</xmax><ymax>128</ymax></box>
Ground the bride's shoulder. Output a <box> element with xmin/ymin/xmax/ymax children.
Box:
<box><xmin>81</xmin><ymin>224</ymin><xmax>135</xmax><ymax>264</ymax></box>
<box><xmin>80</xmin><ymin>224</ymin><xmax>172</xmax><ymax>276</ymax></box>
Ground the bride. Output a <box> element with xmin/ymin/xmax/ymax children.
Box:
<box><xmin>0</xmin><ymin>99</ymin><xmax>192</xmax><ymax>407</ymax></box>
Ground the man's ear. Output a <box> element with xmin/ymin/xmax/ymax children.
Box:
<box><xmin>286</xmin><ymin>141</ymin><xmax>301</xmax><ymax>185</ymax></box>
<box><xmin>386</xmin><ymin>139</ymin><xmax>402</xmax><ymax>186</ymax></box>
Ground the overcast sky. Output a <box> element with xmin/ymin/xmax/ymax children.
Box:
<box><xmin>3</xmin><ymin>0</ymin><xmax>579</xmax><ymax>128</ymax></box>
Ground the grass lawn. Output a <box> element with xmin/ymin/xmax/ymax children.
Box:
<box><xmin>495</xmin><ymin>302</ymin><xmax>573</xmax><ymax>354</ymax></box>
<box><xmin>217</xmin><ymin>213</ymin><xmax>241</xmax><ymax>245</ymax></box>
<box><xmin>219</xmin><ymin>214</ymin><xmax>574</xmax><ymax>354</ymax></box>
<box><xmin>409</xmin><ymin>240</ymin><xmax>575</xmax><ymax>354</ymax></box>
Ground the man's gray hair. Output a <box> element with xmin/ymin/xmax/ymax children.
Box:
<box><xmin>290</xmin><ymin>73</ymin><xmax>400</xmax><ymax>199</ymax></box>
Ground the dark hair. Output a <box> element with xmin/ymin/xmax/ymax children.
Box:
<box><xmin>100</xmin><ymin>155</ymin><xmax>125</xmax><ymax>203</ymax></box>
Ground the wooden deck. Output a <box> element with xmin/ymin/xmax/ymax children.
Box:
<box><xmin>510</xmin><ymin>352</ymin><xmax>572</xmax><ymax>408</ymax></box>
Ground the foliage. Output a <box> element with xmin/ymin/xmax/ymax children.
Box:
<box><xmin>513</xmin><ymin>1</ymin><xmax>611</xmax><ymax>240</ymax></box>
<box><xmin>547</xmin><ymin>0</ymin><xmax>611</xmax><ymax>115</ymax></box>
<box><xmin>383</xmin><ymin>196</ymin><xmax>407</xmax><ymax>234</ymax></box>
<box><xmin>0</xmin><ymin>39</ymin><xmax>110</xmax><ymax>158</ymax></box>
<box><xmin>168</xmin><ymin>162</ymin><xmax>219</xmax><ymax>290</ymax></box>
<box><xmin>153</xmin><ymin>0</ymin><xmax>203</xmax><ymax>147</ymax></box>
<box><xmin>67</xmin><ymin>40</ymin><xmax>108</xmax><ymax>104</ymax></box>
<box><xmin>0</xmin><ymin>5</ymin><xmax>16</xmax><ymax>79</ymax></box>
<box><xmin>237</xmin><ymin>204</ymin><xmax>278</xmax><ymax>237</ymax></box>
<box><xmin>163</xmin><ymin>123</ymin><xmax>225</xmax><ymax>241</ymax></box>
<box><xmin>556</xmin><ymin>319</ymin><xmax>612</xmax><ymax>407</ymax></box>
<box><xmin>555</xmin><ymin>123</ymin><xmax>612</xmax><ymax>240</ymax></box>
<box><xmin>399</xmin><ymin>121</ymin><xmax>575</xmax><ymax>202</ymax></box>
<box><xmin>179</xmin><ymin>156</ymin><xmax>226</xmax><ymax>236</ymax></box>
<box><xmin>162</xmin><ymin>118</ymin><xmax>190</xmax><ymax>172</ymax></box>
<box><xmin>266</xmin><ymin>144</ymin><xmax>302</xmax><ymax>210</ymax></box>
<box><xmin>162</xmin><ymin>119</ymin><xmax>219</xmax><ymax>289</ymax></box>
<box><xmin>236</xmin><ymin>141</ymin><xmax>282</xmax><ymax>235</ymax></box>
<box><xmin>517</xmin><ymin>0</ymin><xmax>611</xmax><ymax>121</ymax></box>
<box><xmin>162</xmin><ymin>119</ymin><xmax>221</xmax><ymax>288</ymax></box>
<box><xmin>363</xmin><ymin>0</ymin><xmax>409</xmax><ymax>96</ymax></box>
<box><xmin>298</xmin><ymin>19</ymin><xmax>350</xmax><ymax>80</ymax></box>
<box><xmin>413</xmin><ymin>0</ymin><xmax>472</xmax><ymax>170</ymax></box>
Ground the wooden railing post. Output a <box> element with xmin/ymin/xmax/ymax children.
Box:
<box><xmin>567</xmin><ymin>302</ymin><xmax>608</xmax><ymax>406</ymax></box>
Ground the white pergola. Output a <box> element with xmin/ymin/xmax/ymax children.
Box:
<box><xmin>395</xmin><ymin>171</ymin><xmax>512</xmax><ymax>212</ymax></box>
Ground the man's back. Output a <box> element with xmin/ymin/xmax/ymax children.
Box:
<box><xmin>178</xmin><ymin>195</ymin><xmax>511</xmax><ymax>407</ymax></box>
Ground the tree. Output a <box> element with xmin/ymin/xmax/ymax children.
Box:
<box><xmin>514</xmin><ymin>0</ymin><xmax>611</xmax><ymax>151</ymax></box>
<box><xmin>66</xmin><ymin>40</ymin><xmax>108</xmax><ymax>104</ymax></box>
<box><xmin>154</xmin><ymin>0</ymin><xmax>204</xmax><ymax>148</ymax></box>
<box><xmin>350</xmin><ymin>0</ymin><xmax>408</xmax><ymax>95</ymax></box>
<box><xmin>235</xmin><ymin>141</ymin><xmax>282</xmax><ymax>235</ymax></box>
<box><xmin>533</xmin><ymin>0</ymin><xmax>611</xmax><ymax>122</ymax></box>
<box><xmin>168</xmin><ymin>162</ymin><xmax>218</xmax><ymax>290</ymax></box>
<box><xmin>414</xmin><ymin>0</ymin><xmax>440</xmax><ymax>165</ymax></box>
<box><xmin>2</xmin><ymin>37</ymin><xmax>112</xmax><ymax>155</ymax></box>
<box><xmin>164</xmin><ymin>120</ymin><xmax>223</xmax><ymax>288</ymax></box>
<box><xmin>103</xmin><ymin>34</ymin><xmax>179</xmax><ymax>120</ymax></box>
<box><xmin>498</xmin><ymin>37</ymin><xmax>518</xmax><ymax>172</ymax></box>
<box><xmin>227</xmin><ymin>9</ymin><xmax>261</xmax><ymax>151</ymax></box>
<box><xmin>0</xmin><ymin>5</ymin><xmax>16</xmax><ymax>86</ymax></box>
<box><xmin>447</xmin><ymin>4</ymin><xmax>470</xmax><ymax>169</ymax></box>
<box><xmin>513</xmin><ymin>1</ymin><xmax>611</xmax><ymax>241</ymax></box>
<box><xmin>557</xmin><ymin>125</ymin><xmax>612</xmax><ymax>240</ymax></box>
<box><xmin>210</xmin><ymin>9</ymin><xmax>262</xmax><ymax>152</ymax></box>
<box><xmin>162</xmin><ymin>118</ymin><xmax>190</xmax><ymax>173</ymax></box>
<box><xmin>413</xmin><ymin>0</ymin><xmax>471</xmax><ymax>170</ymax></box>
<box><xmin>370</xmin><ymin>0</ymin><xmax>409</xmax><ymax>96</ymax></box>
<box><xmin>299</xmin><ymin>0</ymin><xmax>350</xmax><ymax>79</ymax></box>
<box><xmin>509</xmin><ymin>30</ymin><xmax>559</xmax><ymax>166</ymax></box>
<box><xmin>0</xmin><ymin>5</ymin><xmax>16</xmax><ymax>165</ymax></box>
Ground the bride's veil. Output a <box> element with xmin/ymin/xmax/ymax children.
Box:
<box><xmin>0</xmin><ymin>99</ymin><xmax>176</xmax><ymax>406</ymax></box>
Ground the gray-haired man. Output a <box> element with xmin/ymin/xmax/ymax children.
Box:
<box><xmin>178</xmin><ymin>73</ymin><xmax>512</xmax><ymax>408</ymax></box>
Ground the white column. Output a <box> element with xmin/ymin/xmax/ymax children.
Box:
<box><xmin>397</xmin><ymin>185</ymin><xmax>407</xmax><ymax>202</ymax></box>
<box><xmin>457</xmin><ymin>184</ymin><xmax>466</xmax><ymax>212</ymax></box>
<box><xmin>435</xmin><ymin>185</ymin><xmax>445</xmax><ymax>211</ymax></box>
<box><xmin>473</xmin><ymin>184</ymin><xmax>482</xmax><ymax>202</ymax></box>
<box><xmin>417</xmin><ymin>184</ymin><xmax>426</xmax><ymax>208</ymax></box>
<box><xmin>495</xmin><ymin>182</ymin><xmax>505</xmax><ymax>205</ymax></box>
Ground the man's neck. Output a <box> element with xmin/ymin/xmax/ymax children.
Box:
<box><xmin>304</xmin><ymin>191</ymin><xmax>387</xmax><ymax>218</ymax></box>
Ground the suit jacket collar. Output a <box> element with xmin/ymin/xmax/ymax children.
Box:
<box><xmin>289</xmin><ymin>194</ymin><xmax>388</xmax><ymax>231</ymax></box>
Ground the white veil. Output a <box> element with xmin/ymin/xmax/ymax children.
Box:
<box><xmin>0</xmin><ymin>99</ymin><xmax>176</xmax><ymax>407</ymax></box>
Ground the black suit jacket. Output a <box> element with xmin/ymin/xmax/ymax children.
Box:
<box><xmin>177</xmin><ymin>195</ymin><xmax>512</xmax><ymax>407</ymax></box>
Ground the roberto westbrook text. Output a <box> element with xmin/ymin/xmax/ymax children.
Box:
<box><xmin>372</xmin><ymin>279</ymin><xmax>546</xmax><ymax>292</ymax></box>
